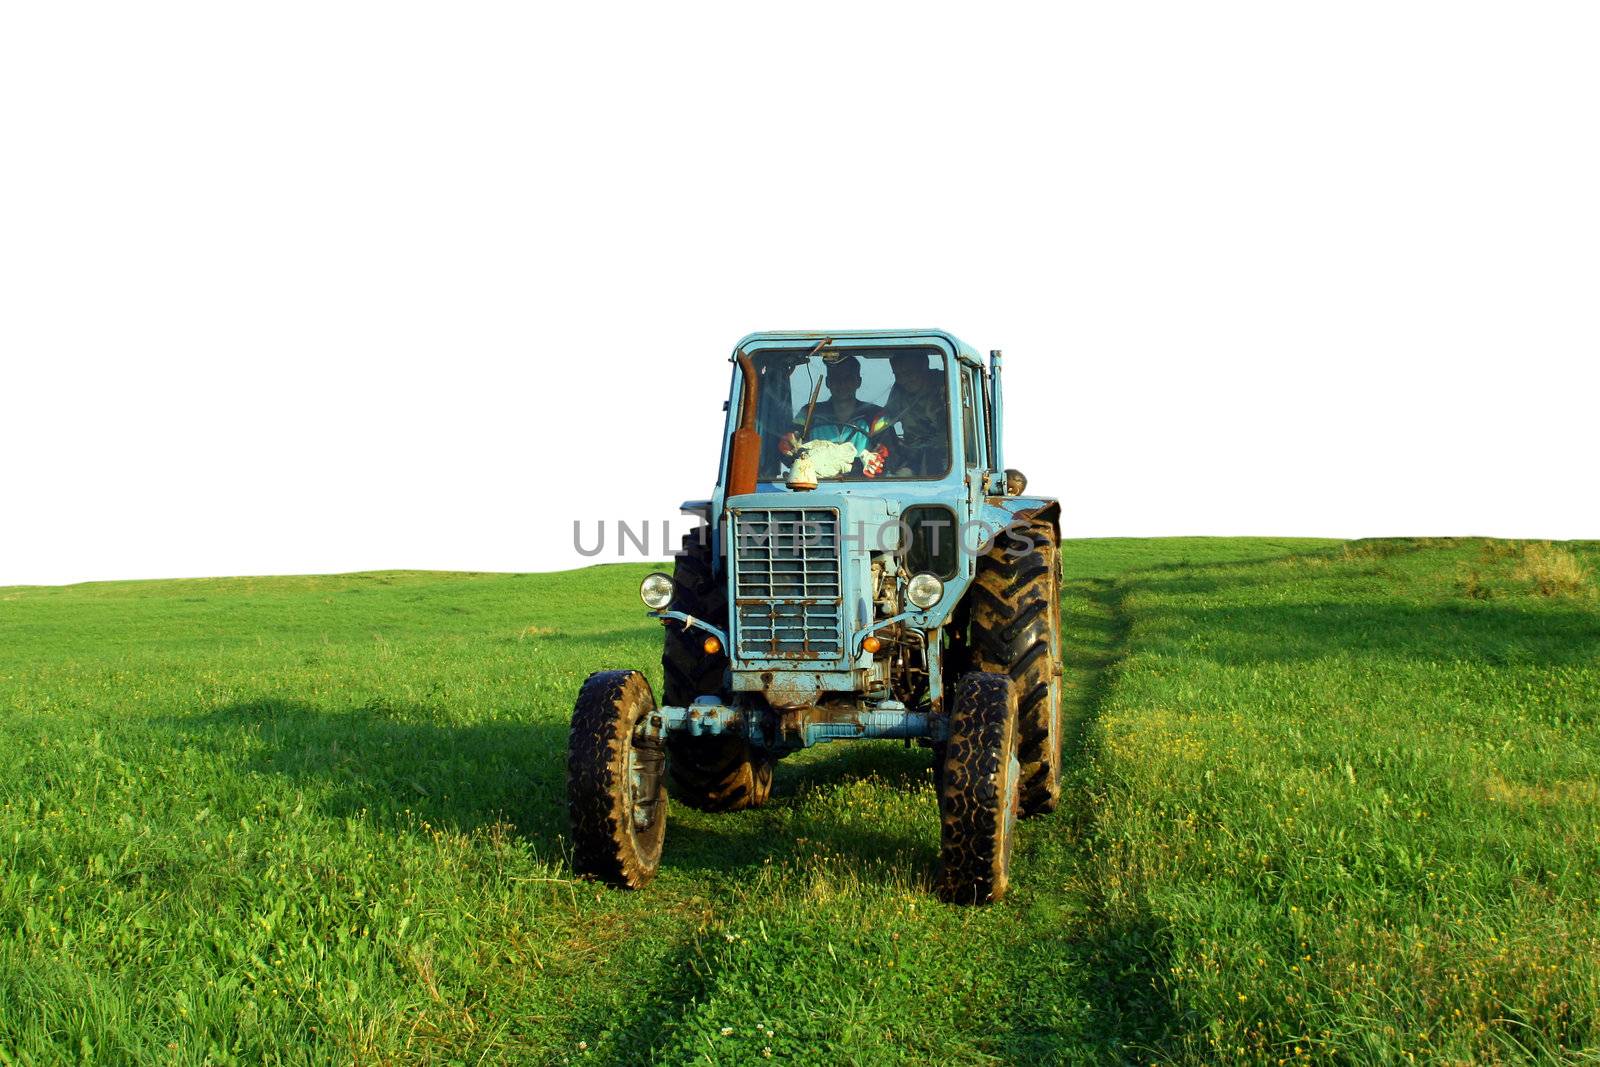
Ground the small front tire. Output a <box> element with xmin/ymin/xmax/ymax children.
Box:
<box><xmin>935</xmin><ymin>671</ymin><xmax>1022</xmax><ymax>905</ymax></box>
<box><xmin>567</xmin><ymin>670</ymin><xmax>667</xmax><ymax>889</ymax></box>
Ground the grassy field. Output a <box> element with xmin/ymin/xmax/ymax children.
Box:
<box><xmin>2</xmin><ymin>537</ymin><xmax>1597</xmax><ymax>1064</ymax></box>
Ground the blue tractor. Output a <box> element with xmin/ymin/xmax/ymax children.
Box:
<box><xmin>568</xmin><ymin>330</ymin><xmax>1061</xmax><ymax>904</ymax></box>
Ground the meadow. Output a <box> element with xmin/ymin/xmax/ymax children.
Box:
<box><xmin>1</xmin><ymin>537</ymin><xmax>1597</xmax><ymax>1064</ymax></box>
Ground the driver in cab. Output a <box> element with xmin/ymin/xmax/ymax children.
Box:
<box><xmin>779</xmin><ymin>356</ymin><xmax>892</xmax><ymax>477</ymax></box>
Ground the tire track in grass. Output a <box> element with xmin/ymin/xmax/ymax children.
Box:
<box><xmin>1019</xmin><ymin>573</ymin><xmax>1189</xmax><ymax>1061</ymax></box>
<box><xmin>983</xmin><ymin>572</ymin><xmax>1162</xmax><ymax>1062</ymax></box>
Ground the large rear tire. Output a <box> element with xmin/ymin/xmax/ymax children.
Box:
<box><xmin>967</xmin><ymin>517</ymin><xmax>1062</xmax><ymax>817</ymax></box>
<box><xmin>567</xmin><ymin>670</ymin><xmax>667</xmax><ymax>889</ymax></box>
<box><xmin>936</xmin><ymin>672</ymin><xmax>1021</xmax><ymax>905</ymax></box>
<box><xmin>667</xmin><ymin>733</ymin><xmax>773</xmax><ymax>813</ymax></box>
<box><xmin>661</xmin><ymin>529</ymin><xmax>773</xmax><ymax>812</ymax></box>
<box><xmin>661</xmin><ymin>528</ymin><xmax>728</xmax><ymax>707</ymax></box>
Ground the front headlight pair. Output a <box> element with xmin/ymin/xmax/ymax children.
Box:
<box><xmin>644</xmin><ymin>570</ymin><xmax>942</xmax><ymax>611</ymax></box>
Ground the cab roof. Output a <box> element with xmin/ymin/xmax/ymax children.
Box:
<box><xmin>732</xmin><ymin>329</ymin><xmax>983</xmax><ymax>366</ymax></box>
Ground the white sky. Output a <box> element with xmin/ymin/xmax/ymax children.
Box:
<box><xmin>2</xmin><ymin>2</ymin><xmax>1596</xmax><ymax>586</ymax></box>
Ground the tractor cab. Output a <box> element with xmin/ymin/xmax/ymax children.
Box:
<box><xmin>695</xmin><ymin>331</ymin><xmax>1049</xmax><ymax>707</ymax></box>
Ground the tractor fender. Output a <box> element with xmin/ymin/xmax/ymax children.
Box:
<box><xmin>978</xmin><ymin>496</ymin><xmax>1061</xmax><ymax>549</ymax></box>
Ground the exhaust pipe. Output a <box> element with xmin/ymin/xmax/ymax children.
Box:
<box><xmin>726</xmin><ymin>350</ymin><xmax>761</xmax><ymax>497</ymax></box>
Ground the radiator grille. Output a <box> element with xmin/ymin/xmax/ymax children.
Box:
<box><xmin>731</xmin><ymin>508</ymin><xmax>842</xmax><ymax>658</ymax></box>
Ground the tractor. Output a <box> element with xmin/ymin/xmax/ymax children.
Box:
<box><xmin>567</xmin><ymin>330</ymin><xmax>1061</xmax><ymax>904</ymax></box>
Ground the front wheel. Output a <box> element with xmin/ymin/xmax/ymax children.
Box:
<box><xmin>567</xmin><ymin>670</ymin><xmax>667</xmax><ymax>888</ymax></box>
<box><xmin>935</xmin><ymin>672</ymin><xmax>1021</xmax><ymax>905</ymax></box>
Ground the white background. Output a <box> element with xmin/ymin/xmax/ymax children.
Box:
<box><xmin>3</xmin><ymin>2</ymin><xmax>1596</xmax><ymax>586</ymax></box>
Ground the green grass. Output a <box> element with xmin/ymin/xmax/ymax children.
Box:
<box><xmin>1</xmin><ymin>538</ymin><xmax>1597</xmax><ymax>1064</ymax></box>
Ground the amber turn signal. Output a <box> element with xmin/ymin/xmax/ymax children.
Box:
<box><xmin>703</xmin><ymin>636</ymin><xmax>722</xmax><ymax>655</ymax></box>
<box><xmin>862</xmin><ymin>635</ymin><xmax>882</xmax><ymax>654</ymax></box>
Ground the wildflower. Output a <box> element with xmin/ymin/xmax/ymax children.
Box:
<box><xmin>720</xmin><ymin>1028</ymin><xmax>733</xmax><ymax>1037</ymax></box>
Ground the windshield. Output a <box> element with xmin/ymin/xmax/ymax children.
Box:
<box><xmin>746</xmin><ymin>346</ymin><xmax>951</xmax><ymax>481</ymax></box>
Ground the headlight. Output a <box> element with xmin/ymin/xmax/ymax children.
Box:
<box><xmin>906</xmin><ymin>572</ymin><xmax>944</xmax><ymax>610</ymax></box>
<box><xmin>640</xmin><ymin>572</ymin><xmax>675</xmax><ymax>610</ymax></box>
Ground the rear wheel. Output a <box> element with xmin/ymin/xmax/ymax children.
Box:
<box><xmin>661</xmin><ymin>529</ymin><xmax>728</xmax><ymax>707</ymax></box>
<box><xmin>936</xmin><ymin>672</ymin><xmax>1021</xmax><ymax>905</ymax></box>
<box><xmin>661</xmin><ymin>529</ymin><xmax>773</xmax><ymax>812</ymax></box>
<box><xmin>967</xmin><ymin>517</ymin><xmax>1062</xmax><ymax>817</ymax></box>
<box><xmin>567</xmin><ymin>670</ymin><xmax>667</xmax><ymax>888</ymax></box>
<box><xmin>667</xmin><ymin>733</ymin><xmax>773</xmax><ymax>812</ymax></box>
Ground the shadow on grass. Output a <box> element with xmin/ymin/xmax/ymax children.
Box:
<box><xmin>167</xmin><ymin>698</ymin><xmax>941</xmax><ymax>891</ymax></box>
<box><xmin>666</xmin><ymin>739</ymin><xmax>938</xmax><ymax>885</ymax></box>
<box><xmin>168</xmin><ymin>699</ymin><xmax>574</xmax><ymax>849</ymax></box>
<box><xmin>775</xmin><ymin>737</ymin><xmax>934</xmax><ymax>794</ymax></box>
